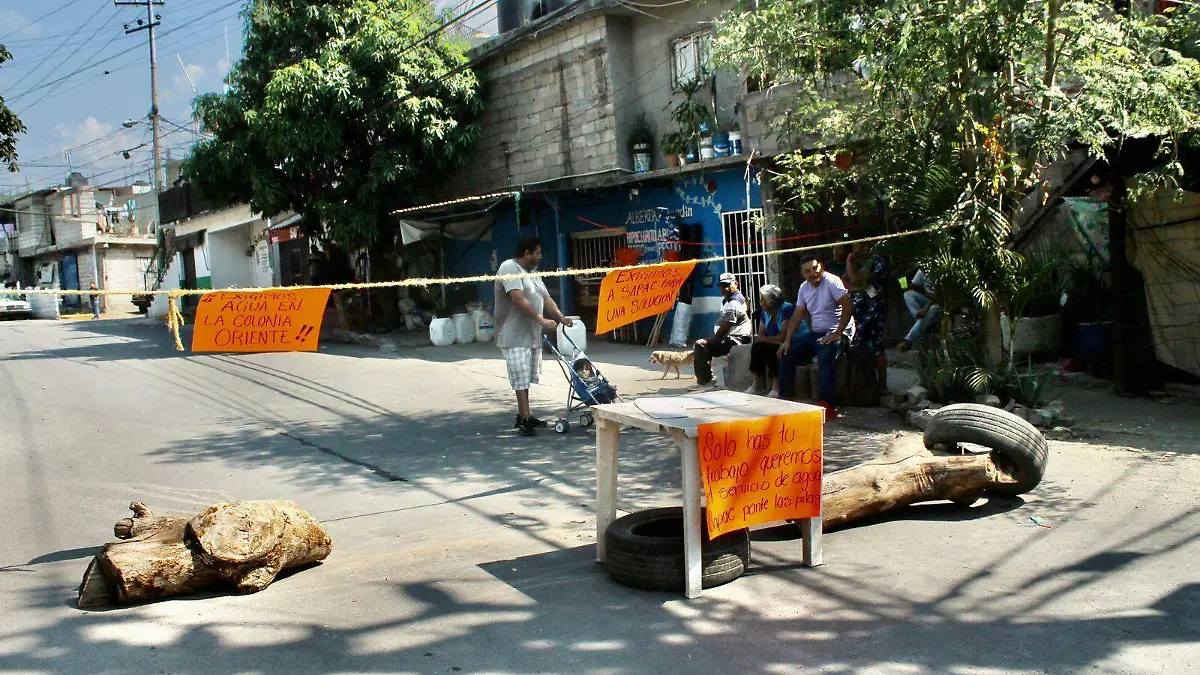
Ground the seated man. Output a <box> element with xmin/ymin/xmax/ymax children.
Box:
<box><xmin>777</xmin><ymin>256</ymin><xmax>854</xmax><ymax>417</ymax></box>
<box><xmin>693</xmin><ymin>272</ymin><xmax>752</xmax><ymax>386</ymax></box>
<box><xmin>899</xmin><ymin>269</ymin><xmax>941</xmax><ymax>352</ymax></box>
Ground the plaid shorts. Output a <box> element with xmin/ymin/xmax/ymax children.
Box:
<box><xmin>501</xmin><ymin>346</ymin><xmax>542</xmax><ymax>390</ymax></box>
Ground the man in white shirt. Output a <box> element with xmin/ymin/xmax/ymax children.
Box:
<box><xmin>693</xmin><ymin>272</ymin><xmax>752</xmax><ymax>386</ymax></box>
<box><xmin>777</xmin><ymin>256</ymin><xmax>854</xmax><ymax>417</ymax></box>
<box><xmin>495</xmin><ymin>236</ymin><xmax>573</xmax><ymax>436</ymax></box>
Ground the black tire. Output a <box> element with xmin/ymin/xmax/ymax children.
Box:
<box><xmin>923</xmin><ymin>403</ymin><xmax>1049</xmax><ymax>496</ymax></box>
<box><xmin>604</xmin><ymin>507</ymin><xmax>749</xmax><ymax>592</ymax></box>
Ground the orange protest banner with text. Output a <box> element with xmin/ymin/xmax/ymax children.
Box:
<box><xmin>191</xmin><ymin>289</ymin><xmax>331</xmax><ymax>353</ymax></box>
<box><xmin>595</xmin><ymin>261</ymin><xmax>697</xmax><ymax>334</ymax></box>
<box><xmin>698</xmin><ymin>410</ymin><xmax>824</xmax><ymax>539</ymax></box>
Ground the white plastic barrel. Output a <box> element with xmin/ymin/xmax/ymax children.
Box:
<box><xmin>557</xmin><ymin>316</ymin><xmax>587</xmax><ymax>355</ymax></box>
<box><xmin>429</xmin><ymin>317</ymin><xmax>456</xmax><ymax>346</ymax></box>
<box><xmin>452</xmin><ymin>313</ymin><xmax>475</xmax><ymax>344</ymax></box>
<box><xmin>472</xmin><ymin>309</ymin><xmax>494</xmax><ymax>342</ymax></box>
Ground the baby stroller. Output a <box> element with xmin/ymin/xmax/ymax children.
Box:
<box><xmin>542</xmin><ymin>332</ymin><xmax>620</xmax><ymax>433</ymax></box>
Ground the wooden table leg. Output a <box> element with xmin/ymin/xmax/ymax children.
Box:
<box><xmin>595</xmin><ymin>418</ymin><xmax>619</xmax><ymax>563</ymax></box>
<box><xmin>679</xmin><ymin>434</ymin><xmax>703</xmax><ymax>598</ymax></box>
<box><xmin>801</xmin><ymin>516</ymin><xmax>824</xmax><ymax>567</ymax></box>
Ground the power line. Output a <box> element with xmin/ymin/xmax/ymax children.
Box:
<box><xmin>0</xmin><ymin>0</ymin><xmax>93</xmax><ymax>42</ymax></box>
<box><xmin>6</xmin><ymin>0</ymin><xmax>243</xmax><ymax>104</ymax></box>
<box><xmin>5</xmin><ymin>1</ymin><xmax>112</xmax><ymax>93</ymax></box>
<box><xmin>14</xmin><ymin>10</ymin><xmax>236</xmax><ymax>115</ymax></box>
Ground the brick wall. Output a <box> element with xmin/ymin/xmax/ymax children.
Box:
<box><xmin>445</xmin><ymin>15</ymin><xmax>618</xmax><ymax>196</ymax></box>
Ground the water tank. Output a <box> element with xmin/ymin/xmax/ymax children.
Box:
<box><xmin>452</xmin><ymin>312</ymin><xmax>476</xmax><ymax>344</ymax></box>
<box><xmin>497</xmin><ymin>0</ymin><xmax>570</xmax><ymax>33</ymax></box>
<box><xmin>556</xmin><ymin>317</ymin><xmax>587</xmax><ymax>356</ymax></box>
<box><xmin>429</xmin><ymin>318</ymin><xmax>457</xmax><ymax>346</ymax></box>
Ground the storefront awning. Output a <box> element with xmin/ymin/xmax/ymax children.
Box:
<box><xmin>399</xmin><ymin>215</ymin><xmax>493</xmax><ymax>245</ymax></box>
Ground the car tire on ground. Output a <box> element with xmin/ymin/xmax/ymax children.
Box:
<box><xmin>604</xmin><ymin>507</ymin><xmax>749</xmax><ymax>592</ymax></box>
<box><xmin>923</xmin><ymin>403</ymin><xmax>1049</xmax><ymax>496</ymax></box>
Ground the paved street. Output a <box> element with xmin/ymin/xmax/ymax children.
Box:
<box><xmin>1</xmin><ymin>318</ymin><xmax>1198</xmax><ymax>675</ymax></box>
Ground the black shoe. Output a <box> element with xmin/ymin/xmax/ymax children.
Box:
<box><xmin>515</xmin><ymin>415</ymin><xmax>548</xmax><ymax>429</ymax></box>
<box><xmin>517</xmin><ymin>418</ymin><xmax>538</xmax><ymax>436</ymax></box>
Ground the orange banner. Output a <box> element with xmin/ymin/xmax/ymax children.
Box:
<box><xmin>191</xmin><ymin>289</ymin><xmax>331</xmax><ymax>353</ymax></box>
<box><xmin>698</xmin><ymin>411</ymin><xmax>824</xmax><ymax>539</ymax></box>
<box><xmin>595</xmin><ymin>261</ymin><xmax>697</xmax><ymax>334</ymax></box>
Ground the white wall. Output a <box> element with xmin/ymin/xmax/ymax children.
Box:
<box><xmin>148</xmin><ymin>252</ymin><xmax>181</xmax><ymax>320</ymax></box>
<box><xmin>208</xmin><ymin>226</ymin><xmax>254</xmax><ymax>289</ymax></box>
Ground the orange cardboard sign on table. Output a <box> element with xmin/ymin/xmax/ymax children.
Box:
<box><xmin>594</xmin><ymin>261</ymin><xmax>697</xmax><ymax>334</ymax></box>
<box><xmin>191</xmin><ymin>288</ymin><xmax>331</xmax><ymax>353</ymax></box>
<box><xmin>698</xmin><ymin>410</ymin><xmax>824</xmax><ymax>539</ymax></box>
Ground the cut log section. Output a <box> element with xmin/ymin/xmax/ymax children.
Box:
<box><xmin>79</xmin><ymin>501</ymin><xmax>331</xmax><ymax>608</ymax></box>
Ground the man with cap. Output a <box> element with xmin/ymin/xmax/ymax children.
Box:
<box><xmin>693</xmin><ymin>272</ymin><xmax>753</xmax><ymax>386</ymax></box>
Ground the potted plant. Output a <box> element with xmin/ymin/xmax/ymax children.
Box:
<box><xmin>661</xmin><ymin>131</ymin><xmax>685</xmax><ymax>167</ymax></box>
<box><xmin>668</xmin><ymin>78</ymin><xmax>713</xmax><ymax>165</ymax></box>
<box><xmin>630</xmin><ymin>114</ymin><xmax>654</xmax><ymax>173</ymax></box>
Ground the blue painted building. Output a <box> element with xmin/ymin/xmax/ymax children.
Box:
<box><xmin>438</xmin><ymin>163</ymin><xmax>765</xmax><ymax>342</ymax></box>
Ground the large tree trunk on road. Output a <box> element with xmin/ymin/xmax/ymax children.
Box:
<box><xmin>79</xmin><ymin>501</ymin><xmax>332</xmax><ymax>608</ymax></box>
<box><xmin>821</xmin><ymin>445</ymin><xmax>1016</xmax><ymax>530</ymax></box>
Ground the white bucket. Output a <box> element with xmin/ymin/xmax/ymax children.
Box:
<box><xmin>452</xmin><ymin>313</ymin><xmax>475</xmax><ymax>344</ymax></box>
<box><xmin>429</xmin><ymin>317</ymin><xmax>456</xmax><ymax>346</ymax></box>
<box><xmin>557</xmin><ymin>317</ymin><xmax>587</xmax><ymax>355</ymax></box>
<box><xmin>472</xmin><ymin>309</ymin><xmax>494</xmax><ymax>342</ymax></box>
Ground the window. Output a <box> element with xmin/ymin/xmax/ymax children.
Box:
<box><xmin>671</xmin><ymin>30</ymin><xmax>712</xmax><ymax>89</ymax></box>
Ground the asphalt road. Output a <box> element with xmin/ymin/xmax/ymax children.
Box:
<box><xmin>1</xmin><ymin>318</ymin><xmax>1197</xmax><ymax>675</ymax></box>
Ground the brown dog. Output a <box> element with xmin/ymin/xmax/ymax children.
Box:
<box><xmin>649</xmin><ymin>350</ymin><xmax>694</xmax><ymax>379</ymax></box>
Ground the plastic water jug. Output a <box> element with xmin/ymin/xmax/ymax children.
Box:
<box><xmin>452</xmin><ymin>313</ymin><xmax>475</xmax><ymax>344</ymax></box>
<box><xmin>472</xmin><ymin>309</ymin><xmax>494</xmax><ymax>342</ymax></box>
<box><xmin>429</xmin><ymin>317</ymin><xmax>456</xmax><ymax>346</ymax></box>
<box><xmin>556</xmin><ymin>317</ymin><xmax>587</xmax><ymax>355</ymax></box>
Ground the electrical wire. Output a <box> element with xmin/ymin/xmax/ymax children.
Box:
<box><xmin>0</xmin><ymin>0</ymin><xmax>93</xmax><ymax>42</ymax></box>
<box><xmin>5</xmin><ymin>1</ymin><xmax>113</xmax><ymax>93</ymax></box>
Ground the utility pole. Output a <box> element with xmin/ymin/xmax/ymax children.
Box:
<box><xmin>116</xmin><ymin>0</ymin><xmax>165</xmax><ymax>192</ymax></box>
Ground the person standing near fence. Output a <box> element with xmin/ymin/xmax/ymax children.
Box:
<box><xmin>494</xmin><ymin>236</ymin><xmax>574</xmax><ymax>437</ymax></box>
<box><xmin>844</xmin><ymin>241</ymin><xmax>889</xmax><ymax>394</ymax></box>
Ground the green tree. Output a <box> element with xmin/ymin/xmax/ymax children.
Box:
<box><xmin>184</xmin><ymin>0</ymin><xmax>482</xmax><ymax>250</ymax></box>
<box><xmin>0</xmin><ymin>44</ymin><xmax>28</xmax><ymax>173</ymax></box>
<box><xmin>714</xmin><ymin>0</ymin><xmax>1200</xmax><ymax>358</ymax></box>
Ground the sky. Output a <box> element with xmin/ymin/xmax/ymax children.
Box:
<box><xmin>0</xmin><ymin>0</ymin><xmax>497</xmax><ymax>198</ymax></box>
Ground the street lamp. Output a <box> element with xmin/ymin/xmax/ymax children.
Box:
<box><xmin>122</xmin><ymin>119</ymin><xmax>140</xmax><ymax>128</ymax></box>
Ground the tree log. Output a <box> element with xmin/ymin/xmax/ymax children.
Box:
<box><xmin>79</xmin><ymin>501</ymin><xmax>331</xmax><ymax>608</ymax></box>
<box><xmin>821</xmin><ymin>442</ymin><xmax>1017</xmax><ymax>530</ymax></box>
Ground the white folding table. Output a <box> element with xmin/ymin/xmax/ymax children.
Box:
<box><xmin>591</xmin><ymin>393</ymin><xmax>825</xmax><ymax>598</ymax></box>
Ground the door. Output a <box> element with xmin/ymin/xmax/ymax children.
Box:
<box><xmin>181</xmin><ymin>247</ymin><xmax>198</xmax><ymax>309</ymax></box>
<box><xmin>60</xmin><ymin>254</ymin><xmax>80</xmax><ymax>307</ymax></box>
<box><xmin>570</xmin><ymin>230</ymin><xmax>637</xmax><ymax>342</ymax></box>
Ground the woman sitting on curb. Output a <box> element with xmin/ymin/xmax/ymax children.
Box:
<box><xmin>745</xmin><ymin>284</ymin><xmax>810</xmax><ymax>397</ymax></box>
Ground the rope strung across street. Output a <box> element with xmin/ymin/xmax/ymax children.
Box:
<box><xmin>13</xmin><ymin>224</ymin><xmax>961</xmax><ymax>350</ymax></box>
